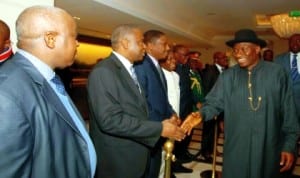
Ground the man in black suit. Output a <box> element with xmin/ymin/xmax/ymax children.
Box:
<box><xmin>88</xmin><ymin>25</ymin><xmax>185</xmax><ymax>178</ymax></box>
<box><xmin>199</xmin><ymin>51</ymin><xmax>228</xmax><ymax>161</ymax></box>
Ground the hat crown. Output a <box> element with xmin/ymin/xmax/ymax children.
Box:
<box><xmin>226</xmin><ymin>28</ymin><xmax>267</xmax><ymax>48</ymax></box>
<box><xmin>234</xmin><ymin>29</ymin><xmax>259</xmax><ymax>40</ymax></box>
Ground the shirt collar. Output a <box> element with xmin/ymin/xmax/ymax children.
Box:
<box><xmin>147</xmin><ymin>54</ymin><xmax>159</xmax><ymax>68</ymax></box>
<box><xmin>17</xmin><ymin>49</ymin><xmax>55</xmax><ymax>81</ymax></box>
<box><xmin>112</xmin><ymin>51</ymin><xmax>133</xmax><ymax>74</ymax></box>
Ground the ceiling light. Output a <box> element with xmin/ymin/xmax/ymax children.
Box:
<box><xmin>270</xmin><ymin>11</ymin><xmax>300</xmax><ymax>38</ymax></box>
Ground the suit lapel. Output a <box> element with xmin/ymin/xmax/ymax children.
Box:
<box><xmin>14</xmin><ymin>53</ymin><xmax>82</xmax><ymax>136</ymax></box>
<box><xmin>111</xmin><ymin>54</ymin><xmax>148</xmax><ymax>109</ymax></box>
<box><xmin>145</xmin><ymin>56</ymin><xmax>167</xmax><ymax>92</ymax></box>
<box><xmin>41</xmin><ymin>84</ymin><xmax>82</xmax><ymax>135</ymax></box>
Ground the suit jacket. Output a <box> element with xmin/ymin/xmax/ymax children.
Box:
<box><xmin>175</xmin><ymin>64</ymin><xmax>194</xmax><ymax>119</ymax></box>
<box><xmin>87</xmin><ymin>53</ymin><xmax>162</xmax><ymax>178</ymax></box>
<box><xmin>202</xmin><ymin>64</ymin><xmax>221</xmax><ymax>96</ymax></box>
<box><xmin>0</xmin><ymin>53</ymin><xmax>91</xmax><ymax>178</ymax></box>
<box><xmin>135</xmin><ymin>54</ymin><xmax>174</xmax><ymax>122</ymax></box>
<box><xmin>275</xmin><ymin>53</ymin><xmax>300</xmax><ymax>117</ymax></box>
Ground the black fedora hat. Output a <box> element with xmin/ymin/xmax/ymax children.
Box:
<box><xmin>226</xmin><ymin>29</ymin><xmax>267</xmax><ymax>48</ymax></box>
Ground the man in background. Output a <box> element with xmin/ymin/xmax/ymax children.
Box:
<box><xmin>0</xmin><ymin>19</ymin><xmax>13</xmax><ymax>65</ymax></box>
<box><xmin>197</xmin><ymin>51</ymin><xmax>228</xmax><ymax>162</ymax></box>
<box><xmin>274</xmin><ymin>34</ymin><xmax>300</xmax><ymax>178</ymax></box>
<box><xmin>173</xmin><ymin>45</ymin><xmax>195</xmax><ymax>172</ymax></box>
<box><xmin>0</xmin><ymin>6</ymin><xmax>96</xmax><ymax>178</ymax></box>
<box><xmin>263</xmin><ymin>49</ymin><xmax>274</xmax><ymax>62</ymax></box>
<box><xmin>274</xmin><ymin>34</ymin><xmax>300</xmax><ymax>117</ymax></box>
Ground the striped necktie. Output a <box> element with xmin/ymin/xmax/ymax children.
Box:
<box><xmin>51</xmin><ymin>74</ymin><xmax>67</xmax><ymax>95</ymax></box>
<box><xmin>130</xmin><ymin>66</ymin><xmax>141</xmax><ymax>93</ymax></box>
<box><xmin>291</xmin><ymin>54</ymin><xmax>300</xmax><ymax>81</ymax></box>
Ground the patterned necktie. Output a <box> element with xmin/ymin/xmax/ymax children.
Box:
<box><xmin>130</xmin><ymin>66</ymin><xmax>141</xmax><ymax>93</ymax></box>
<box><xmin>51</xmin><ymin>74</ymin><xmax>67</xmax><ymax>95</ymax></box>
<box><xmin>291</xmin><ymin>54</ymin><xmax>299</xmax><ymax>81</ymax></box>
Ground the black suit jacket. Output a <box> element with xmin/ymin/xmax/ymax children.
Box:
<box><xmin>175</xmin><ymin>64</ymin><xmax>194</xmax><ymax>119</ymax></box>
<box><xmin>0</xmin><ymin>53</ymin><xmax>92</xmax><ymax>178</ymax></box>
<box><xmin>88</xmin><ymin>53</ymin><xmax>162</xmax><ymax>178</ymax></box>
<box><xmin>202</xmin><ymin>64</ymin><xmax>221</xmax><ymax>95</ymax></box>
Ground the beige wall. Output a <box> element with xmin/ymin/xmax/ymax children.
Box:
<box><xmin>0</xmin><ymin>0</ymin><xmax>54</xmax><ymax>51</ymax></box>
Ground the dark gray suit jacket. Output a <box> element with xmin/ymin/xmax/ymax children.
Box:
<box><xmin>0</xmin><ymin>53</ymin><xmax>92</xmax><ymax>178</ymax></box>
<box><xmin>87</xmin><ymin>53</ymin><xmax>162</xmax><ymax>178</ymax></box>
<box><xmin>275</xmin><ymin>53</ymin><xmax>300</xmax><ymax>117</ymax></box>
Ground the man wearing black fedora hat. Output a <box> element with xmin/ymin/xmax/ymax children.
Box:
<box><xmin>181</xmin><ymin>29</ymin><xmax>300</xmax><ymax>178</ymax></box>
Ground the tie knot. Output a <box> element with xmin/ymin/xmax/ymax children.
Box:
<box><xmin>51</xmin><ymin>74</ymin><xmax>67</xmax><ymax>95</ymax></box>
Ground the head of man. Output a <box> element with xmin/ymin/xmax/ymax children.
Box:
<box><xmin>160</xmin><ymin>51</ymin><xmax>176</xmax><ymax>72</ymax></box>
<box><xmin>111</xmin><ymin>24</ymin><xmax>145</xmax><ymax>63</ymax></box>
<box><xmin>226</xmin><ymin>29</ymin><xmax>266</xmax><ymax>70</ymax></box>
<box><xmin>213</xmin><ymin>51</ymin><xmax>228</xmax><ymax>68</ymax></box>
<box><xmin>262</xmin><ymin>49</ymin><xmax>274</xmax><ymax>62</ymax></box>
<box><xmin>289</xmin><ymin>34</ymin><xmax>300</xmax><ymax>54</ymax></box>
<box><xmin>144</xmin><ymin>30</ymin><xmax>169</xmax><ymax>61</ymax></box>
<box><xmin>16</xmin><ymin>6</ymin><xmax>78</xmax><ymax>69</ymax></box>
<box><xmin>173</xmin><ymin>44</ymin><xmax>189</xmax><ymax>65</ymax></box>
<box><xmin>0</xmin><ymin>20</ymin><xmax>11</xmax><ymax>52</ymax></box>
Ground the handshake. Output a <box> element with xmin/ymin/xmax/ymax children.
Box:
<box><xmin>161</xmin><ymin>112</ymin><xmax>202</xmax><ymax>141</ymax></box>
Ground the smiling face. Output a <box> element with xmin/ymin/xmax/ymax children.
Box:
<box><xmin>232</xmin><ymin>42</ymin><xmax>260</xmax><ymax>70</ymax></box>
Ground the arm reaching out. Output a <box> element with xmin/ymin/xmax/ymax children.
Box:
<box><xmin>181</xmin><ymin>112</ymin><xmax>202</xmax><ymax>135</ymax></box>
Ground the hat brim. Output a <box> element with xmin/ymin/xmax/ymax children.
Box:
<box><xmin>226</xmin><ymin>39</ymin><xmax>267</xmax><ymax>48</ymax></box>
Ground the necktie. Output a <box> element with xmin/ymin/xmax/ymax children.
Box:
<box><xmin>291</xmin><ymin>54</ymin><xmax>300</xmax><ymax>81</ymax></box>
<box><xmin>51</xmin><ymin>74</ymin><xmax>67</xmax><ymax>95</ymax></box>
<box><xmin>157</xmin><ymin>65</ymin><xmax>167</xmax><ymax>90</ymax></box>
<box><xmin>130</xmin><ymin>66</ymin><xmax>141</xmax><ymax>93</ymax></box>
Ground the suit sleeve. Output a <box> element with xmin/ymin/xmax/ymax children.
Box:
<box><xmin>0</xmin><ymin>93</ymin><xmax>32</xmax><ymax>177</ymax></box>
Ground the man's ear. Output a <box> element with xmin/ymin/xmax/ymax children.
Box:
<box><xmin>44</xmin><ymin>31</ymin><xmax>57</xmax><ymax>49</ymax></box>
<box><xmin>120</xmin><ymin>38</ymin><xmax>129</xmax><ymax>50</ymax></box>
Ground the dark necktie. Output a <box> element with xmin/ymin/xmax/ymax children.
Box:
<box><xmin>130</xmin><ymin>66</ymin><xmax>141</xmax><ymax>93</ymax></box>
<box><xmin>157</xmin><ymin>65</ymin><xmax>167</xmax><ymax>90</ymax></box>
<box><xmin>51</xmin><ymin>74</ymin><xmax>67</xmax><ymax>95</ymax></box>
<box><xmin>291</xmin><ymin>54</ymin><xmax>300</xmax><ymax>81</ymax></box>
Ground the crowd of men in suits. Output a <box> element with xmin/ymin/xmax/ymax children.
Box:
<box><xmin>0</xmin><ymin>4</ymin><xmax>299</xmax><ymax>178</ymax></box>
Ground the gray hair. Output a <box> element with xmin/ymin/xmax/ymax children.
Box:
<box><xmin>111</xmin><ymin>24</ymin><xmax>139</xmax><ymax>50</ymax></box>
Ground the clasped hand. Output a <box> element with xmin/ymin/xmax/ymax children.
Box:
<box><xmin>180</xmin><ymin>112</ymin><xmax>202</xmax><ymax>135</ymax></box>
<box><xmin>161</xmin><ymin>112</ymin><xmax>202</xmax><ymax>141</ymax></box>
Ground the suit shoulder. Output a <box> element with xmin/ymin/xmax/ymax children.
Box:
<box><xmin>274</xmin><ymin>52</ymin><xmax>289</xmax><ymax>62</ymax></box>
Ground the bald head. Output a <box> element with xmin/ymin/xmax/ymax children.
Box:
<box><xmin>0</xmin><ymin>19</ymin><xmax>11</xmax><ymax>52</ymax></box>
<box><xmin>16</xmin><ymin>5</ymin><xmax>78</xmax><ymax>69</ymax></box>
<box><xmin>16</xmin><ymin>6</ymin><xmax>74</xmax><ymax>47</ymax></box>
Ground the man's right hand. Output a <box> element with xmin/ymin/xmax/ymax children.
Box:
<box><xmin>161</xmin><ymin>119</ymin><xmax>185</xmax><ymax>141</ymax></box>
<box><xmin>181</xmin><ymin>112</ymin><xmax>202</xmax><ymax>135</ymax></box>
